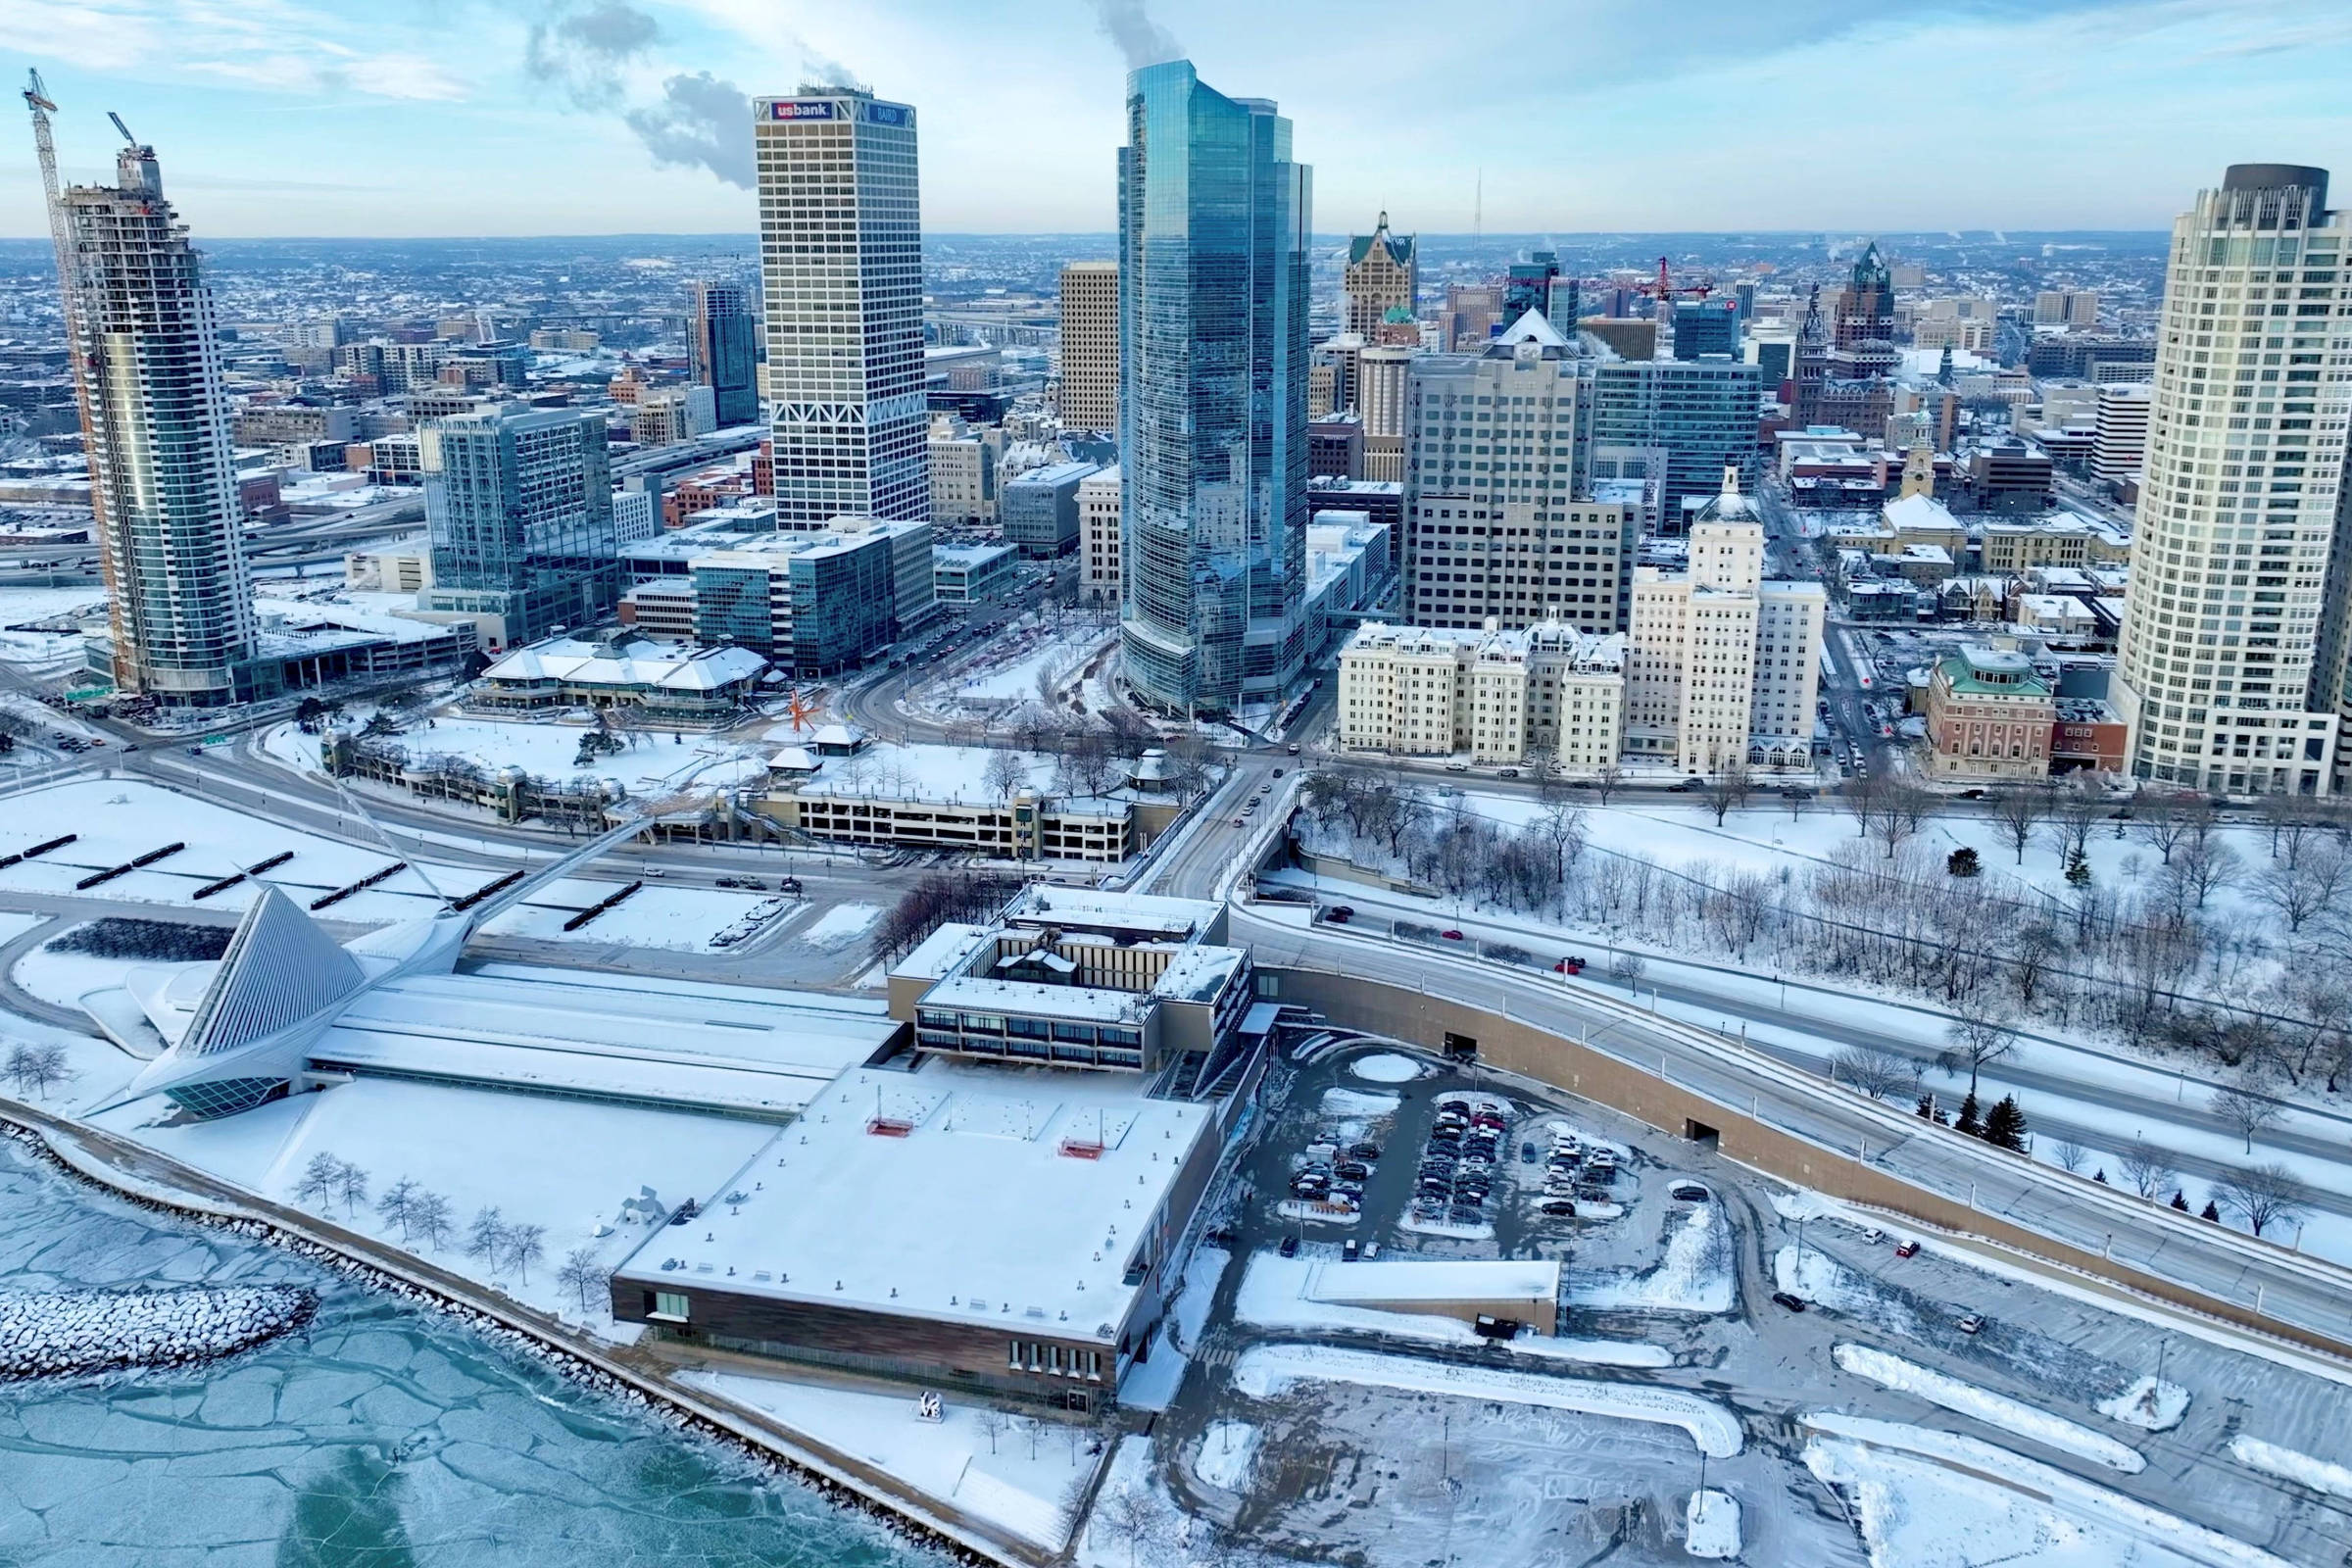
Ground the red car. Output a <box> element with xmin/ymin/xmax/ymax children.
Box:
<box><xmin>1554</xmin><ymin>956</ymin><xmax>1586</xmax><ymax>975</ymax></box>
<box><xmin>1893</xmin><ymin>1240</ymin><xmax>1920</xmax><ymax>1259</ymax></box>
<box><xmin>1441</xmin><ymin>929</ymin><xmax>1465</xmax><ymax>941</ymax></box>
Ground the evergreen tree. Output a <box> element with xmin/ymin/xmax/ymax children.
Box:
<box><xmin>2064</xmin><ymin>850</ymin><xmax>2092</xmax><ymax>887</ymax></box>
<box><xmin>2200</xmin><ymin>1199</ymin><xmax>2222</xmax><ymax>1221</ymax></box>
<box><xmin>1982</xmin><ymin>1095</ymin><xmax>2028</xmax><ymax>1151</ymax></box>
<box><xmin>2170</xmin><ymin>1191</ymin><xmax>2190</xmax><ymax>1212</ymax></box>
<box><xmin>2093</xmin><ymin>1168</ymin><xmax>2109</xmax><ymax>1184</ymax></box>
<box><xmin>1954</xmin><ymin>1092</ymin><xmax>1983</xmax><ymax>1138</ymax></box>
<box><xmin>1946</xmin><ymin>847</ymin><xmax>1981</xmax><ymax>878</ymax></box>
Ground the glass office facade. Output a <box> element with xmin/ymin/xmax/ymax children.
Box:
<box><xmin>1592</xmin><ymin>359</ymin><xmax>1763</xmax><ymax>515</ymax></box>
<box><xmin>421</xmin><ymin>405</ymin><xmax>620</xmax><ymax>645</ymax></box>
<box><xmin>1117</xmin><ymin>60</ymin><xmax>1311</xmax><ymax>714</ymax></box>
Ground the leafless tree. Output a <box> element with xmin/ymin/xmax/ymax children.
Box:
<box><xmin>467</xmin><ymin>1205</ymin><xmax>510</xmax><ymax>1269</ymax></box>
<box><xmin>410</xmin><ymin>1191</ymin><xmax>453</xmax><ymax>1251</ymax></box>
<box><xmin>2174</xmin><ymin>833</ymin><xmax>2241</xmax><ymax>909</ymax></box>
<box><xmin>1592</xmin><ymin>760</ymin><xmax>1625</xmax><ymax>807</ymax></box>
<box><xmin>2213</xmin><ymin>1161</ymin><xmax>2310</xmax><ymax>1238</ymax></box>
<box><xmin>1533</xmin><ymin>805</ymin><xmax>1587</xmax><ymax>893</ymax></box>
<box><xmin>983</xmin><ymin>746</ymin><xmax>1027</xmax><ymax>802</ymax></box>
<box><xmin>296</xmin><ymin>1152</ymin><xmax>341</xmax><ymax>1210</ymax></box>
<box><xmin>2133</xmin><ymin>789</ymin><xmax>2195</xmax><ymax>866</ymax></box>
<box><xmin>2117</xmin><ymin>1140</ymin><xmax>2178</xmax><ymax>1200</ymax></box>
<box><xmin>1840</xmin><ymin>772</ymin><xmax>1884</xmax><ymax>843</ymax></box>
<box><xmin>2005</xmin><ymin>922</ymin><xmax>2064</xmax><ymax>1007</ymax></box>
<box><xmin>1609</xmin><ymin>949</ymin><xmax>1647</xmax><ymax>991</ymax></box>
<box><xmin>2051</xmin><ymin>1139</ymin><xmax>2088</xmax><ymax>1173</ymax></box>
<box><xmin>1833</xmin><ymin>1044</ymin><xmax>1921</xmax><ymax>1101</ymax></box>
<box><xmin>1944</xmin><ymin>1004</ymin><xmax>2015</xmax><ymax>1098</ymax></box>
<box><xmin>375</xmin><ymin>1177</ymin><xmax>420</xmax><ymax>1243</ymax></box>
<box><xmin>2211</xmin><ymin>1084</ymin><xmax>2282</xmax><ymax>1154</ymax></box>
<box><xmin>331</xmin><ymin>1160</ymin><xmax>368</xmax><ymax>1218</ymax></box>
<box><xmin>1702</xmin><ymin>763</ymin><xmax>1753</xmax><ymax>827</ymax></box>
<box><xmin>555</xmin><ymin>1247</ymin><xmax>605</xmax><ymax>1310</ymax></box>
<box><xmin>1871</xmin><ymin>779</ymin><xmax>1932</xmax><ymax>859</ymax></box>
<box><xmin>2258</xmin><ymin>791</ymin><xmax>2325</xmax><ymax>867</ymax></box>
<box><xmin>3</xmin><ymin>1042</ymin><xmax>69</xmax><ymax>1099</ymax></box>
<box><xmin>1160</xmin><ymin>734</ymin><xmax>1214</xmax><ymax>802</ymax></box>
<box><xmin>1988</xmin><ymin>786</ymin><xmax>2051</xmax><ymax>865</ymax></box>
<box><xmin>975</xmin><ymin>1406</ymin><xmax>1010</xmax><ymax>1455</ymax></box>
<box><xmin>1099</xmin><ymin>1480</ymin><xmax>1155</xmax><ymax>1567</ymax></box>
<box><xmin>504</xmin><ymin>1223</ymin><xmax>547</xmax><ymax>1285</ymax></box>
<box><xmin>2047</xmin><ymin>780</ymin><xmax>2106</xmax><ymax>868</ymax></box>
<box><xmin>2255</xmin><ymin>837</ymin><xmax>2350</xmax><ymax>932</ymax></box>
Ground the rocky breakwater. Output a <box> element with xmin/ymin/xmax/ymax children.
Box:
<box><xmin>0</xmin><ymin>1285</ymin><xmax>316</xmax><ymax>1378</ymax></box>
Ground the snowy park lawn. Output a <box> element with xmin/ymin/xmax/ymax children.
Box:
<box><xmin>273</xmin><ymin>714</ymin><xmax>773</xmax><ymax>794</ymax></box>
<box><xmin>685</xmin><ymin>1368</ymin><xmax>1097</xmax><ymax>1550</ymax></box>
<box><xmin>1832</xmin><ymin>1342</ymin><xmax>2146</xmax><ymax>1473</ymax></box>
<box><xmin>11</xmin><ymin>936</ymin><xmax>142</xmax><ymax>1011</ymax></box>
<box><xmin>478</xmin><ymin>878</ymin><xmax>774</xmax><ymax>954</ymax></box>
<box><xmin>1232</xmin><ymin>1343</ymin><xmax>1742</xmax><ymax>1457</ymax></box>
<box><xmin>97</xmin><ymin>1076</ymin><xmax>774</xmax><ymax>1332</ymax></box>
<box><xmin>930</xmin><ymin>621</ymin><xmax>1115</xmax><ymax>709</ymax></box>
<box><xmin>1569</xmin><ymin>1204</ymin><xmax>1736</xmax><ymax>1315</ymax></box>
<box><xmin>1803</xmin><ymin>1413</ymin><xmax>2295</xmax><ymax>1568</ymax></box>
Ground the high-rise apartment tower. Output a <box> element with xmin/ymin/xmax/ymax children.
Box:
<box><xmin>1058</xmin><ymin>261</ymin><xmax>1119</xmax><ymax>432</ymax></box>
<box><xmin>687</xmin><ymin>280</ymin><xmax>760</xmax><ymax>427</ymax></box>
<box><xmin>2115</xmin><ymin>164</ymin><xmax>2352</xmax><ymax>795</ymax></box>
<box><xmin>40</xmin><ymin>118</ymin><xmax>260</xmax><ymax>705</ymax></box>
<box><xmin>754</xmin><ymin>84</ymin><xmax>927</xmax><ymax>526</ymax></box>
<box><xmin>419</xmin><ymin>404</ymin><xmax>618</xmax><ymax>651</ymax></box>
<box><xmin>1117</xmin><ymin>60</ymin><xmax>1311</xmax><ymax>714</ymax></box>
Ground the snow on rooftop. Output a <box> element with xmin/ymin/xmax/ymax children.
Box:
<box><xmin>615</xmin><ymin>1056</ymin><xmax>1213</xmax><ymax>1335</ymax></box>
<box><xmin>1005</xmin><ymin>885</ymin><xmax>1219</xmax><ymax>939</ymax></box>
<box><xmin>483</xmin><ymin>637</ymin><xmax>767</xmax><ymax>691</ymax></box>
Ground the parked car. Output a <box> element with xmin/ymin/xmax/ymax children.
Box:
<box><xmin>1893</xmin><ymin>1239</ymin><xmax>1921</xmax><ymax>1259</ymax></box>
<box><xmin>1519</xmin><ymin>1142</ymin><xmax>1538</xmax><ymax>1163</ymax></box>
<box><xmin>1441</xmin><ymin>929</ymin><xmax>1465</xmax><ymax>941</ymax></box>
<box><xmin>1445</xmin><ymin>761</ymin><xmax>1470</xmax><ymax>774</ymax></box>
<box><xmin>1957</xmin><ymin>1312</ymin><xmax>1986</xmax><ymax>1335</ymax></box>
<box><xmin>1335</xmin><ymin>1161</ymin><xmax>1369</xmax><ymax>1181</ymax></box>
<box><xmin>1326</xmin><ymin>905</ymin><xmax>1355</xmax><ymax>923</ymax></box>
<box><xmin>1771</xmin><ymin>1292</ymin><xmax>1808</xmax><ymax>1312</ymax></box>
<box><xmin>1496</xmin><ymin>767</ymin><xmax>1520</xmax><ymax>779</ymax></box>
<box><xmin>1343</xmin><ymin>1239</ymin><xmax>1360</xmax><ymax>1262</ymax></box>
<box><xmin>1348</xmin><ymin>1142</ymin><xmax>1381</xmax><ymax>1161</ymax></box>
<box><xmin>1538</xmin><ymin>1200</ymin><xmax>1578</xmax><ymax>1217</ymax></box>
<box><xmin>1553</xmin><ymin>956</ymin><xmax>1586</xmax><ymax>975</ymax></box>
<box><xmin>1670</xmin><ymin>1183</ymin><xmax>1710</xmax><ymax>1202</ymax></box>
<box><xmin>1278</xmin><ymin>1234</ymin><xmax>1299</xmax><ymax>1258</ymax></box>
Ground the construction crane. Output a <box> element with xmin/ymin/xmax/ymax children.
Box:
<box><xmin>108</xmin><ymin>110</ymin><xmax>137</xmax><ymax>146</ymax></box>
<box><xmin>1635</xmin><ymin>256</ymin><xmax>1716</xmax><ymax>305</ymax></box>
<box><xmin>22</xmin><ymin>71</ymin><xmax>77</xmax><ymax>323</ymax></box>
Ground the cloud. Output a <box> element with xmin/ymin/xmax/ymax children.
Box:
<box><xmin>622</xmin><ymin>70</ymin><xmax>753</xmax><ymax>188</ymax></box>
<box><xmin>1089</xmin><ymin>0</ymin><xmax>1182</xmax><ymax>70</ymax></box>
<box><xmin>526</xmin><ymin>0</ymin><xmax>661</xmax><ymax>105</ymax></box>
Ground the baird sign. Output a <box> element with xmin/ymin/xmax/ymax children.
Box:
<box><xmin>769</xmin><ymin>100</ymin><xmax>837</xmax><ymax>121</ymax></box>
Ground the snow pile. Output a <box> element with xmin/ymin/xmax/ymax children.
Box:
<box><xmin>0</xmin><ymin>1285</ymin><xmax>315</xmax><ymax>1378</ymax></box>
<box><xmin>1234</xmin><ymin>1252</ymin><xmax>1671</xmax><ymax>1367</ymax></box>
<box><xmin>1803</xmin><ymin>1413</ymin><xmax>2293</xmax><ymax>1568</ymax></box>
<box><xmin>1832</xmin><ymin>1343</ymin><xmax>2146</xmax><ymax>1474</ymax></box>
<box><xmin>2096</xmin><ymin>1376</ymin><xmax>2191</xmax><ymax>1433</ymax></box>
<box><xmin>1348</xmin><ymin>1053</ymin><xmax>1425</xmax><ymax>1083</ymax></box>
<box><xmin>1571</xmin><ymin>1204</ymin><xmax>1736</xmax><ymax>1315</ymax></box>
<box><xmin>1232</xmin><ymin>1343</ymin><xmax>1742</xmax><ymax>1457</ymax></box>
<box><xmin>1193</xmin><ymin>1420</ymin><xmax>1259</xmax><ymax>1492</ymax></box>
<box><xmin>2229</xmin><ymin>1434</ymin><xmax>2352</xmax><ymax>1501</ymax></box>
<box><xmin>1684</xmin><ymin>1489</ymin><xmax>1740</xmax><ymax>1559</ymax></box>
<box><xmin>1317</xmin><ymin>1087</ymin><xmax>1401</xmax><ymax>1119</ymax></box>
<box><xmin>799</xmin><ymin>903</ymin><xmax>882</xmax><ymax>950</ymax></box>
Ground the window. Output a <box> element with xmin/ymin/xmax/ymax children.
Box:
<box><xmin>651</xmin><ymin>1291</ymin><xmax>690</xmax><ymax>1322</ymax></box>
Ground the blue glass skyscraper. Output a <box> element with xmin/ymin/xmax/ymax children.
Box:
<box><xmin>1117</xmin><ymin>60</ymin><xmax>1311</xmax><ymax>715</ymax></box>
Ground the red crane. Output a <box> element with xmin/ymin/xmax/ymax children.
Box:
<box><xmin>1635</xmin><ymin>256</ymin><xmax>1715</xmax><ymax>303</ymax></box>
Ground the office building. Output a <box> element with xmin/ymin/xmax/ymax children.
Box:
<box><xmin>41</xmin><ymin>121</ymin><xmax>262</xmax><ymax>705</ymax></box>
<box><xmin>1358</xmin><ymin>345</ymin><xmax>1411</xmax><ymax>483</ymax></box>
<box><xmin>1117</xmin><ymin>60</ymin><xmax>1311</xmax><ymax>713</ymax></box>
<box><xmin>1444</xmin><ymin>282</ymin><xmax>1505</xmax><ymax>352</ymax></box>
<box><xmin>1079</xmin><ymin>465</ymin><xmax>1122</xmax><ymax>605</ymax></box>
<box><xmin>1591</xmin><ymin>358</ymin><xmax>1762</xmax><ymax>515</ymax></box>
<box><xmin>1057</xmin><ymin>261</ymin><xmax>1119</xmax><ymax>432</ymax></box>
<box><xmin>1832</xmin><ymin>242</ymin><xmax>1897</xmax><ymax>366</ymax></box>
<box><xmin>1672</xmin><ymin>300</ymin><xmax>1740</xmax><ymax>360</ymax></box>
<box><xmin>1402</xmin><ymin>314</ymin><xmax>1631</xmax><ymax>635</ymax></box>
<box><xmin>2115</xmin><ymin>164</ymin><xmax>2351</xmax><ymax>796</ymax></box>
<box><xmin>1504</xmin><ymin>252</ymin><xmax>1577</xmax><ymax>338</ymax></box>
<box><xmin>417</xmin><ymin>404</ymin><xmax>619</xmax><ymax>650</ymax></box>
<box><xmin>933</xmin><ymin>541</ymin><xmax>1018</xmax><ymax>605</ymax></box>
<box><xmin>2034</xmin><ymin>289</ymin><xmax>2100</xmax><ymax>327</ymax></box>
<box><xmin>1337</xmin><ymin>618</ymin><xmax>1626</xmax><ymax>769</ymax></box>
<box><xmin>1003</xmin><ymin>459</ymin><xmax>1097</xmax><ymax>557</ymax></box>
<box><xmin>2026</xmin><ymin>334</ymin><xmax>2157</xmax><ymax>382</ymax></box>
<box><xmin>1346</xmin><ymin>213</ymin><xmax>1416</xmax><ymax>338</ymax></box>
<box><xmin>1924</xmin><ymin>646</ymin><xmax>2056</xmax><ymax>780</ymax></box>
<box><xmin>1625</xmin><ymin>471</ymin><xmax>1825</xmax><ymax>774</ymax></box>
<box><xmin>690</xmin><ymin>517</ymin><xmax>932</xmax><ymax>672</ymax></box>
<box><xmin>755</xmin><ymin>84</ymin><xmax>927</xmax><ymax>527</ymax></box>
<box><xmin>928</xmin><ymin>416</ymin><xmax>1000</xmax><ymax>524</ymax></box>
<box><xmin>2091</xmin><ymin>381</ymin><xmax>2151</xmax><ymax>486</ymax></box>
<box><xmin>1308</xmin><ymin>414</ymin><xmax>1364</xmax><ymax>480</ymax></box>
<box><xmin>686</xmin><ymin>280</ymin><xmax>760</xmax><ymax>427</ymax></box>
<box><xmin>630</xmin><ymin>386</ymin><xmax>712</xmax><ymax>448</ymax></box>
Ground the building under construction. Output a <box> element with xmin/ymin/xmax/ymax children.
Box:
<box><xmin>27</xmin><ymin>75</ymin><xmax>268</xmax><ymax>706</ymax></box>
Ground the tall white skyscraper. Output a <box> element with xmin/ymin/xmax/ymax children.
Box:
<box><xmin>40</xmin><ymin>118</ymin><xmax>259</xmax><ymax>705</ymax></box>
<box><xmin>754</xmin><ymin>84</ymin><xmax>927</xmax><ymax>526</ymax></box>
<box><xmin>2113</xmin><ymin>165</ymin><xmax>2352</xmax><ymax>797</ymax></box>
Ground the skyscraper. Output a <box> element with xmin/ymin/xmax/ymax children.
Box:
<box><xmin>418</xmin><ymin>404</ymin><xmax>618</xmax><ymax>651</ymax></box>
<box><xmin>1117</xmin><ymin>60</ymin><xmax>1311</xmax><ymax>714</ymax></box>
<box><xmin>42</xmin><ymin>121</ymin><xmax>260</xmax><ymax>705</ymax></box>
<box><xmin>687</xmin><ymin>280</ymin><xmax>759</xmax><ymax>427</ymax></box>
<box><xmin>2115</xmin><ymin>164</ymin><xmax>2352</xmax><ymax>796</ymax></box>
<box><xmin>1345</xmin><ymin>214</ymin><xmax>1416</xmax><ymax>339</ymax></box>
<box><xmin>754</xmin><ymin>84</ymin><xmax>927</xmax><ymax>527</ymax></box>
<box><xmin>1591</xmin><ymin>358</ymin><xmax>1763</xmax><ymax>520</ymax></box>
<box><xmin>1057</xmin><ymin>261</ymin><xmax>1120</xmax><ymax>432</ymax></box>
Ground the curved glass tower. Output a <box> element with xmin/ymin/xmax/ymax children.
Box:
<box><xmin>1117</xmin><ymin>61</ymin><xmax>1311</xmax><ymax>715</ymax></box>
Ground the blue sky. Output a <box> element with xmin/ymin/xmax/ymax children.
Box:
<box><xmin>3</xmin><ymin>0</ymin><xmax>2350</xmax><ymax>237</ymax></box>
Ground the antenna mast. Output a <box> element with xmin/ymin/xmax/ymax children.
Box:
<box><xmin>23</xmin><ymin>72</ymin><xmax>76</xmax><ymax>326</ymax></box>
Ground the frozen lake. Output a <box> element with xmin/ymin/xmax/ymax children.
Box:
<box><xmin>0</xmin><ymin>1143</ymin><xmax>944</xmax><ymax>1567</ymax></box>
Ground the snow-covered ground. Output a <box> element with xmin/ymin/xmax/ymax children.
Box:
<box><xmin>270</xmin><ymin>714</ymin><xmax>772</xmax><ymax>794</ymax></box>
<box><xmin>1191</xmin><ymin>1419</ymin><xmax>1258</xmax><ymax>1493</ymax></box>
<box><xmin>1231</xmin><ymin>1343</ymin><xmax>1742</xmax><ymax>1457</ymax></box>
<box><xmin>916</xmin><ymin>619</ymin><xmax>1115</xmax><ymax>715</ymax></box>
<box><xmin>799</xmin><ymin>902</ymin><xmax>881</xmax><ymax>951</ymax></box>
<box><xmin>1831</xmin><ymin>1341</ymin><xmax>2147</xmax><ymax>1473</ymax></box>
<box><xmin>684</xmin><ymin>1368</ymin><xmax>1096</xmax><ymax>1551</ymax></box>
<box><xmin>2096</xmin><ymin>1375</ymin><xmax>2191</xmax><ymax>1432</ymax></box>
<box><xmin>1348</xmin><ymin>1052</ymin><xmax>1425</xmax><ymax>1083</ymax></box>
<box><xmin>1683</xmin><ymin>1489</ymin><xmax>1740</xmax><ymax>1559</ymax></box>
<box><xmin>476</xmin><ymin>880</ymin><xmax>777</xmax><ymax>954</ymax></box>
<box><xmin>1234</xmin><ymin>1251</ymin><xmax>1672</xmax><ymax>1367</ymax></box>
<box><xmin>1568</xmin><ymin>1203</ymin><xmax>1736</xmax><ymax>1315</ymax></box>
<box><xmin>1802</xmin><ymin>1413</ymin><xmax>2294</xmax><ymax>1568</ymax></box>
<box><xmin>92</xmin><ymin>1075</ymin><xmax>774</xmax><ymax>1334</ymax></box>
<box><xmin>11</xmin><ymin>936</ymin><xmax>144</xmax><ymax>1011</ymax></box>
<box><xmin>2227</xmin><ymin>1434</ymin><xmax>2352</xmax><ymax>1502</ymax></box>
